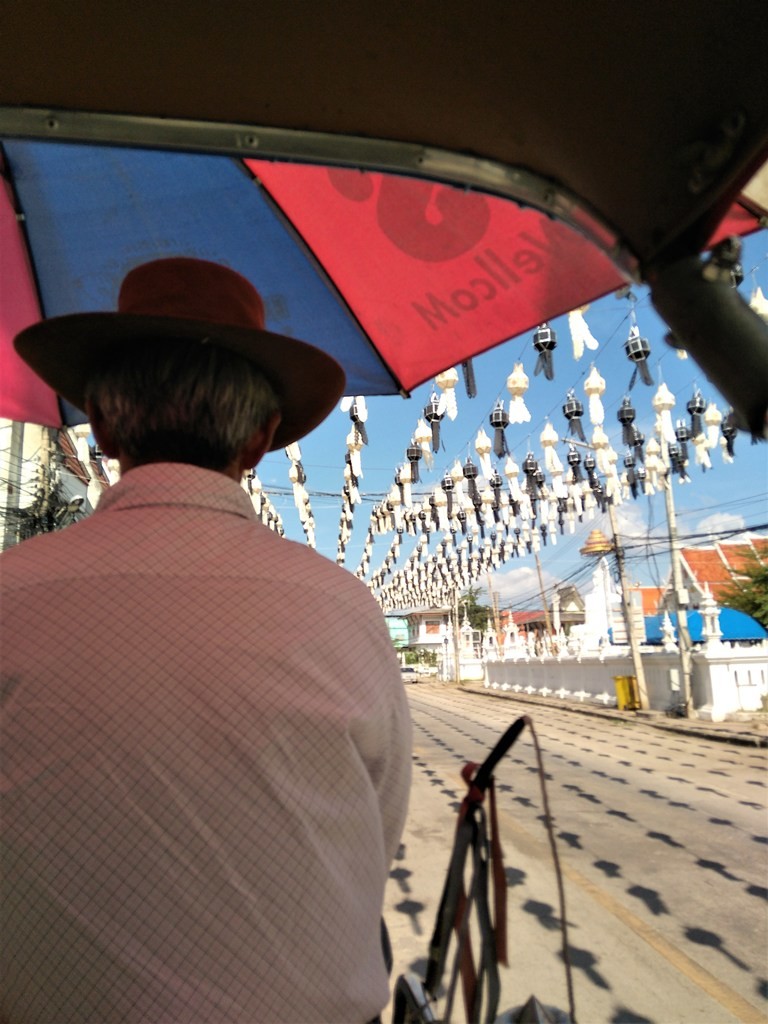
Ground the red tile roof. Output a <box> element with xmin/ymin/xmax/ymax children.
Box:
<box><xmin>680</xmin><ymin>535</ymin><xmax>768</xmax><ymax>603</ymax></box>
<box><xmin>725</xmin><ymin>542</ymin><xmax>766</xmax><ymax>574</ymax></box>
<box><xmin>500</xmin><ymin>610</ymin><xmax>545</xmax><ymax>627</ymax></box>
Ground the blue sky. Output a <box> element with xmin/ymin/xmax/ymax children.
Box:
<box><xmin>255</xmin><ymin>231</ymin><xmax>768</xmax><ymax>610</ymax></box>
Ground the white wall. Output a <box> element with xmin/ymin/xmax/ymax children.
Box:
<box><xmin>485</xmin><ymin>644</ymin><xmax>768</xmax><ymax>717</ymax></box>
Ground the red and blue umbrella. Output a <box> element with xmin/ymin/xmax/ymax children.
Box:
<box><xmin>2</xmin><ymin>1</ymin><xmax>768</xmax><ymax>431</ymax></box>
<box><xmin>2</xmin><ymin>141</ymin><xmax>764</xmax><ymax>429</ymax></box>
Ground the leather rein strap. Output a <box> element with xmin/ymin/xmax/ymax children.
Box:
<box><xmin>424</xmin><ymin>716</ymin><xmax>527</xmax><ymax>1023</ymax></box>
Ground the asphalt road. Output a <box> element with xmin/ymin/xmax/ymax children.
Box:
<box><xmin>383</xmin><ymin>683</ymin><xmax>768</xmax><ymax>1024</ymax></box>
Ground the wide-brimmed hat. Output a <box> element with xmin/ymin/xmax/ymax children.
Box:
<box><xmin>13</xmin><ymin>257</ymin><xmax>346</xmax><ymax>450</ymax></box>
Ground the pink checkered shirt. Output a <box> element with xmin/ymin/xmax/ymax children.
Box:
<box><xmin>1</xmin><ymin>463</ymin><xmax>411</xmax><ymax>1023</ymax></box>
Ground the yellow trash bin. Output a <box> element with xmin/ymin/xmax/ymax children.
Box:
<box><xmin>614</xmin><ymin>675</ymin><xmax>640</xmax><ymax>711</ymax></box>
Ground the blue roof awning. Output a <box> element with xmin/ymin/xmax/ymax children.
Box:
<box><xmin>644</xmin><ymin>609</ymin><xmax>767</xmax><ymax>644</ymax></box>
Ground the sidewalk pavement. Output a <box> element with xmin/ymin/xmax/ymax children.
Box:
<box><xmin>458</xmin><ymin>681</ymin><xmax>768</xmax><ymax>748</ymax></box>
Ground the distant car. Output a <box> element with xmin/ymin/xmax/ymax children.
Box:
<box><xmin>400</xmin><ymin>666</ymin><xmax>420</xmax><ymax>683</ymax></box>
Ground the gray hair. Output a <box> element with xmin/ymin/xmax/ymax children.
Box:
<box><xmin>85</xmin><ymin>338</ymin><xmax>281</xmax><ymax>470</ymax></box>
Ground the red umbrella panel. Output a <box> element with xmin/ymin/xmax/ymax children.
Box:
<box><xmin>248</xmin><ymin>160</ymin><xmax>628</xmax><ymax>390</ymax></box>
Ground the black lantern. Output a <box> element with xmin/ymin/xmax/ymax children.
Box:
<box><xmin>617</xmin><ymin>395</ymin><xmax>636</xmax><ymax>446</ymax></box>
<box><xmin>675</xmin><ymin>420</ymin><xmax>691</xmax><ymax>465</ymax></box>
<box><xmin>631</xmin><ymin>425</ymin><xmax>646</xmax><ymax>463</ymax></box>
<box><xmin>721</xmin><ymin>415</ymin><xmax>738</xmax><ymax>458</ymax></box>
<box><xmin>623</xmin><ymin>449</ymin><xmax>638</xmax><ymax>498</ymax></box>
<box><xmin>423</xmin><ymin>392</ymin><xmax>444</xmax><ymax>452</ymax></box>
<box><xmin>489</xmin><ymin>399</ymin><xmax>510</xmax><ymax>457</ymax></box>
<box><xmin>667</xmin><ymin>442</ymin><xmax>689</xmax><ymax>483</ymax></box>
<box><xmin>441</xmin><ymin>472</ymin><xmax>455</xmax><ymax>517</ymax></box>
<box><xmin>461</xmin><ymin>358</ymin><xmax>478</xmax><ymax>398</ymax></box>
<box><xmin>463</xmin><ymin>456</ymin><xmax>479</xmax><ymax>502</ymax></box>
<box><xmin>490</xmin><ymin>470</ymin><xmax>504</xmax><ymax>508</ymax></box>
<box><xmin>522</xmin><ymin>452</ymin><xmax>539</xmax><ymax>499</ymax></box>
<box><xmin>687</xmin><ymin>389</ymin><xmax>706</xmax><ymax>437</ymax></box>
<box><xmin>624</xmin><ymin>326</ymin><xmax>653</xmax><ymax>386</ymax></box>
<box><xmin>563</xmin><ymin>388</ymin><xmax>586</xmax><ymax>441</ymax></box>
<box><xmin>567</xmin><ymin>443</ymin><xmax>583</xmax><ymax>482</ymax></box>
<box><xmin>406</xmin><ymin>442</ymin><xmax>422</xmax><ymax>483</ymax></box>
<box><xmin>533</xmin><ymin>323</ymin><xmax>557</xmax><ymax>380</ymax></box>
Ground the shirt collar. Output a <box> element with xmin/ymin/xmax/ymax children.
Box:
<box><xmin>95</xmin><ymin>463</ymin><xmax>258</xmax><ymax>521</ymax></box>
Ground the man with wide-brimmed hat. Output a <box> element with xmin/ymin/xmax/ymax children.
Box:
<box><xmin>0</xmin><ymin>258</ymin><xmax>412</xmax><ymax>1024</ymax></box>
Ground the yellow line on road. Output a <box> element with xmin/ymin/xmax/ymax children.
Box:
<box><xmin>412</xmin><ymin>701</ymin><xmax>765</xmax><ymax>1022</ymax></box>
<box><xmin>496</xmin><ymin>806</ymin><xmax>765</xmax><ymax>1024</ymax></box>
<box><xmin>560</xmin><ymin>860</ymin><xmax>765</xmax><ymax>1024</ymax></box>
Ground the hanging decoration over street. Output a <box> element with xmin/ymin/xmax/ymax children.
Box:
<box><xmin>652</xmin><ymin>382</ymin><xmax>677</xmax><ymax>445</ymax></box>
<box><xmin>424</xmin><ymin>392</ymin><xmax>445</xmax><ymax>452</ymax></box>
<box><xmin>285</xmin><ymin>443</ymin><xmax>315</xmax><ymax>547</ymax></box>
<box><xmin>625</xmin><ymin>323</ymin><xmax>654</xmax><ymax>387</ymax></box>
<box><xmin>244</xmin><ymin>471</ymin><xmax>284</xmax><ymax>536</ymax></box>
<box><xmin>413</xmin><ymin>418</ymin><xmax>434</xmax><ymax>469</ymax></box>
<box><xmin>506</xmin><ymin>363</ymin><xmax>532</xmax><ymax>423</ymax></box>
<box><xmin>336</xmin><ymin>324</ymin><xmax>747</xmax><ymax>605</ymax></box>
<box><xmin>10</xmin><ymin>233</ymin><xmax>755</xmax><ymax>614</ymax></box>
<box><xmin>584</xmin><ymin>365</ymin><xmax>606</xmax><ymax>425</ymax></box>
<box><xmin>567</xmin><ymin>305</ymin><xmax>600</xmax><ymax>360</ymax></box>
<box><xmin>532</xmin><ymin>323</ymin><xmax>557</xmax><ymax>380</ymax></box>
<box><xmin>489</xmin><ymin>399</ymin><xmax>510</xmax><ymax>458</ymax></box>
<box><xmin>721</xmin><ymin>418</ymin><xmax>738</xmax><ymax>462</ymax></box>
<box><xmin>475</xmin><ymin>428</ymin><xmax>494</xmax><ymax>480</ymax></box>
<box><xmin>617</xmin><ymin>395</ymin><xmax>637</xmax><ymax>446</ymax></box>
<box><xmin>435</xmin><ymin>367</ymin><xmax>460</xmax><ymax>420</ymax></box>
<box><xmin>563</xmin><ymin>389</ymin><xmax>587</xmax><ymax>442</ymax></box>
<box><xmin>461</xmin><ymin>359</ymin><xmax>478</xmax><ymax>399</ymax></box>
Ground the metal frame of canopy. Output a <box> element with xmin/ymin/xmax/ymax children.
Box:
<box><xmin>0</xmin><ymin>107</ymin><xmax>638</xmax><ymax>280</ymax></box>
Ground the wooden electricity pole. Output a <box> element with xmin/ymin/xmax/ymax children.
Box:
<box><xmin>606</xmin><ymin>500</ymin><xmax>650</xmax><ymax>710</ymax></box>
<box><xmin>534</xmin><ymin>552</ymin><xmax>554</xmax><ymax>635</ymax></box>
<box><xmin>486</xmin><ymin>573</ymin><xmax>503</xmax><ymax>646</ymax></box>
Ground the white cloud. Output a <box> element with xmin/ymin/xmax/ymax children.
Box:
<box><xmin>694</xmin><ymin>511</ymin><xmax>747</xmax><ymax>540</ymax></box>
<box><xmin>481</xmin><ymin>565</ymin><xmax>557</xmax><ymax>606</ymax></box>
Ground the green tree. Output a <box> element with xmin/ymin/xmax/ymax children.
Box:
<box><xmin>461</xmin><ymin>586</ymin><xmax>491</xmax><ymax>633</ymax></box>
<box><xmin>719</xmin><ymin>556</ymin><xmax>768</xmax><ymax>628</ymax></box>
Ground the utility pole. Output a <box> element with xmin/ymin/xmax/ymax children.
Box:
<box><xmin>606</xmin><ymin>500</ymin><xmax>650</xmax><ymax>710</ymax></box>
<box><xmin>663</xmin><ymin>471</ymin><xmax>694</xmax><ymax>716</ymax></box>
<box><xmin>534</xmin><ymin>552</ymin><xmax>554</xmax><ymax>635</ymax></box>
<box><xmin>567</xmin><ymin>435</ymin><xmax>650</xmax><ymax>709</ymax></box>
<box><xmin>1</xmin><ymin>420</ymin><xmax>24</xmax><ymax>550</ymax></box>
<box><xmin>452</xmin><ymin>587</ymin><xmax>462</xmax><ymax>686</ymax></box>
<box><xmin>486</xmin><ymin>572</ymin><xmax>503</xmax><ymax>646</ymax></box>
